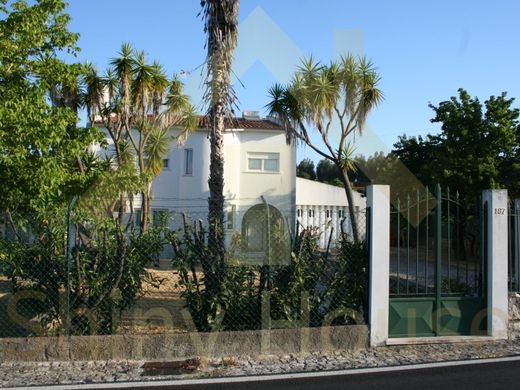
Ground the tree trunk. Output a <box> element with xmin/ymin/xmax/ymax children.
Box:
<box><xmin>112</xmin><ymin>140</ymin><xmax>126</xmax><ymax>227</ymax></box>
<box><xmin>208</xmin><ymin>103</ymin><xmax>226</xmax><ymax>277</ymax></box>
<box><xmin>141</xmin><ymin>182</ymin><xmax>152</xmax><ymax>232</ymax></box>
<box><xmin>338</xmin><ymin>167</ymin><xmax>361</xmax><ymax>242</ymax></box>
<box><xmin>204</xmin><ymin>0</ymin><xmax>239</xmax><ymax>285</ymax></box>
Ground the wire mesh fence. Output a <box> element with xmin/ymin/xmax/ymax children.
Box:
<box><xmin>0</xmin><ymin>199</ymin><xmax>368</xmax><ymax>338</ymax></box>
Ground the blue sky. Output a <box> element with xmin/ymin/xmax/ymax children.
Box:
<box><xmin>67</xmin><ymin>0</ymin><xmax>520</xmax><ymax>162</ymax></box>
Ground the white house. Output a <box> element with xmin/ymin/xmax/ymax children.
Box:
<box><xmin>94</xmin><ymin>112</ymin><xmax>366</xmax><ymax>259</ymax></box>
<box><xmin>150</xmin><ymin>113</ymin><xmax>296</xmax><ymax>258</ymax></box>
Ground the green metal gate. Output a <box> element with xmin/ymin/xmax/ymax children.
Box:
<box><xmin>388</xmin><ymin>185</ymin><xmax>487</xmax><ymax>338</ymax></box>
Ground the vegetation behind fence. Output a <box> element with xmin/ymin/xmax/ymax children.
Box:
<box><xmin>0</xmin><ymin>204</ymin><xmax>368</xmax><ymax>338</ymax></box>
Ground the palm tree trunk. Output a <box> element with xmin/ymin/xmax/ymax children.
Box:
<box><xmin>208</xmin><ymin>104</ymin><xmax>226</xmax><ymax>273</ymax></box>
<box><xmin>203</xmin><ymin>0</ymin><xmax>239</xmax><ymax>281</ymax></box>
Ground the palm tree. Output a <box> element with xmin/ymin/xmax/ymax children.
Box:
<box><xmin>82</xmin><ymin>62</ymin><xmax>105</xmax><ymax>126</ymax></box>
<box><xmin>266</xmin><ymin>55</ymin><xmax>383</xmax><ymax>242</ymax></box>
<box><xmin>84</xmin><ymin>44</ymin><xmax>196</xmax><ymax>231</ymax></box>
<box><xmin>110</xmin><ymin>43</ymin><xmax>135</xmax><ymax>136</ymax></box>
<box><xmin>200</xmin><ymin>0</ymin><xmax>239</xmax><ymax>276</ymax></box>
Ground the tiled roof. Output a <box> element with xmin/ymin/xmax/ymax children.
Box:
<box><xmin>191</xmin><ymin>116</ymin><xmax>285</xmax><ymax>131</ymax></box>
<box><xmin>94</xmin><ymin>115</ymin><xmax>285</xmax><ymax>131</ymax></box>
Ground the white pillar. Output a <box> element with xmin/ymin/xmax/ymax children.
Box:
<box><xmin>483</xmin><ymin>189</ymin><xmax>508</xmax><ymax>339</ymax></box>
<box><xmin>515</xmin><ymin>199</ymin><xmax>520</xmax><ymax>290</ymax></box>
<box><xmin>368</xmin><ymin>185</ymin><xmax>390</xmax><ymax>346</ymax></box>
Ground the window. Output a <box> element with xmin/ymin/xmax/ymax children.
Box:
<box><xmin>242</xmin><ymin>204</ymin><xmax>285</xmax><ymax>254</ymax></box>
<box><xmin>248</xmin><ymin>158</ymin><xmax>262</xmax><ymax>170</ymax></box>
<box><xmin>297</xmin><ymin>209</ymin><xmax>302</xmax><ymax>218</ymax></box>
<box><xmin>308</xmin><ymin>209</ymin><xmax>314</xmax><ymax>218</ymax></box>
<box><xmin>226</xmin><ymin>206</ymin><xmax>236</xmax><ymax>229</ymax></box>
<box><xmin>134</xmin><ymin>209</ymin><xmax>142</xmax><ymax>229</ymax></box>
<box><xmin>162</xmin><ymin>158</ymin><xmax>169</xmax><ymax>169</ymax></box>
<box><xmin>184</xmin><ymin>149</ymin><xmax>193</xmax><ymax>175</ymax></box>
<box><xmin>326</xmin><ymin>210</ymin><xmax>331</xmax><ymax>218</ymax></box>
<box><xmin>338</xmin><ymin>210</ymin><xmax>344</xmax><ymax>218</ymax></box>
<box><xmin>247</xmin><ymin>153</ymin><xmax>279</xmax><ymax>173</ymax></box>
<box><xmin>264</xmin><ymin>158</ymin><xmax>279</xmax><ymax>172</ymax></box>
<box><xmin>153</xmin><ymin>209</ymin><xmax>168</xmax><ymax>227</ymax></box>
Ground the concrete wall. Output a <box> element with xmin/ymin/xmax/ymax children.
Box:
<box><xmin>295</xmin><ymin>178</ymin><xmax>367</xmax><ymax>247</ymax></box>
<box><xmin>0</xmin><ymin>326</ymin><xmax>368</xmax><ymax>362</ymax></box>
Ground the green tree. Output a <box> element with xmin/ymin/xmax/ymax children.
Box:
<box><xmin>296</xmin><ymin>158</ymin><xmax>316</xmax><ymax>180</ymax></box>
<box><xmin>316</xmin><ymin>159</ymin><xmax>342</xmax><ymax>185</ymax></box>
<box><xmin>0</xmin><ymin>1</ymin><xmax>169</xmax><ymax>337</ymax></box>
<box><xmin>393</xmin><ymin>88</ymin><xmax>520</xmax><ymax>199</ymax></box>
<box><xmin>0</xmin><ymin>0</ymin><xmax>100</xmax><ymax>224</ymax></box>
<box><xmin>267</xmin><ymin>55</ymin><xmax>383</xmax><ymax>242</ymax></box>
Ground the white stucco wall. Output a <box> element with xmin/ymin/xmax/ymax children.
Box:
<box><xmin>125</xmin><ymin>126</ymin><xmax>296</xmax><ymax>242</ymax></box>
<box><xmin>93</xmin><ymin>123</ymin><xmax>365</xmax><ymax>250</ymax></box>
<box><xmin>295</xmin><ymin>178</ymin><xmax>367</xmax><ymax>247</ymax></box>
<box><xmin>296</xmin><ymin>178</ymin><xmax>365</xmax><ymax>208</ymax></box>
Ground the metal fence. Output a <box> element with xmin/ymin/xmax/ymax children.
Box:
<box><xmin>0</xmin><ymin>200</ymin><xmax>368</xmax><ymax>338</ymax></box>
<box><xmin>389</xmin><ymin>186</ymin><xmax>485</xmax><ymax>297</ymax></box>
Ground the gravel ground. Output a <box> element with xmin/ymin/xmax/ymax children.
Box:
<box><xmin>2</xmin><ymin>339</ymin><xmax>520</xmax><ymax>388</ymax></box>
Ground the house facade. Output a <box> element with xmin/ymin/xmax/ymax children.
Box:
<box><xmin>94</xmin><ymin>112</ymin><xmax>366</xmax><ymax>259</ymax></box>
<box><xmin>151</xmin><ymin>114</ymin><xmax>296</xmax><ymax>255</ymax></box>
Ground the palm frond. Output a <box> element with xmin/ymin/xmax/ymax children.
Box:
<box><xmin>144</xmin><ymin>127</ymin><xmax>171</xmax><ymax>175</ymax></box>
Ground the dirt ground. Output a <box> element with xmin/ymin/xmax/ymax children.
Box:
<box><xmin>0</xmin><ymin>267</ymin><xmax>194</xmax><ymax>336</ymax></box>
<box><xmin>117</xmin><ymin>267</ymin><xmax>191</xmax><ymax>334</ymax></box>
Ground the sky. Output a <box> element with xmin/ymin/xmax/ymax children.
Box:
<box><xmin>66</xmin><ymin>0</ymin><xmax>520</xmax><ymax>163</ymax></box>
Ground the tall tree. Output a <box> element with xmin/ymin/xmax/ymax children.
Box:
<box><xmin>85</xmin><ymin>44</ymin><xmax>197</xmax><ymax>230</ymax></box>
<box><xmin>0</xmin><ymin>0</ymin><xmax>100</xmax><ymax>223</ymax></box>
<box><xmin>316</xmin><ymin>159</ymin><xmax>342</xmax><ymax>185</ymax></box>
<box><xmin>296</xmin><ymin>158</ymin><xmax>317</xmax><ymax>180</ymax></box>
<box><xmin>200</xmin><ymin>0</ymin><xmax>239</xmax><ymax>278</ymax></box>
<box><xmin>393</xmin><ymin>88</ymin><xmax>520</xmax><ymax>199</ymax></box>
<box><xmin>267</xmin><ymin>55</ymin><xmax>383</xmax><ymax>242</ymax></box>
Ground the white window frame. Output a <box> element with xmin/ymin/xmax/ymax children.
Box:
<box><xmin>246</xmin><ymin>152</ymin><xmax>280</xmax><ymax>173</ymax></box>
<box><xmin>184</xmin><ymin>149</ymin><xmax>193</xmax><ymax>176</ymax></box>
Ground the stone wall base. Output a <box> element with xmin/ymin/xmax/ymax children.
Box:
<box><xmin>0</xmin><ymin>325</ymin><xmax>368</xmax><ymax>362</ymax></box>
<box><xmin>509</xmin><ymin>293</ymin><xmax>520</xmax><ymax>339</ymax></box>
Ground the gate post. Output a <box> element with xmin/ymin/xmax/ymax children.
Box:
<box><xmin>515</xmin><ymin>199</ymin><xmax>520</xmax><ymax>291</ymax></box>
<box><xmin>483</xmin><ymin>189</ymin><xmax>508</xmax><ymax>339</ymax></box>
<box><xmin>368</xmin><ymin>185</ymin><xmax>390</xmax><ymax>346</ymax></box>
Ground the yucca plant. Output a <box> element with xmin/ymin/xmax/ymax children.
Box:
<box><xmin>266</xmin><ymin>55</ymin><xmax>383</xmax><ymax>242</ymax></box>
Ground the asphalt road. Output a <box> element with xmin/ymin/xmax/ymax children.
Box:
<box><xmin>97</xmin><ymin>359</ymin><xmax>520</xmax><ymax>390</ymax></box>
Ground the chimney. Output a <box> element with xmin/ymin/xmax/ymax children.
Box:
<box><xmin>242</xmin><ymin>111</ymin><xmax>261</xmax><ymax>120</ymax></box>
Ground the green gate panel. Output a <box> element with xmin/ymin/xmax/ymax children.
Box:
<box><xmin>389</xmin><ymin>298</ymin><xmax>435</xmax><ymax>338</ymax></box>
<box><xmin>439</xmin><ymin>297</ymin><xmax>487</xmax><ymax>336</ymax></box>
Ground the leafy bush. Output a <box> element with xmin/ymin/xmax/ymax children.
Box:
<box><xmin>0</xmin><ymin>216</ymin><xmax>164</xmax><ymax>336</ymax></box>
<box><xmin>171</xmin><ymin>218</ymin><xmax>369</xmax><ymax>332</ymax></box>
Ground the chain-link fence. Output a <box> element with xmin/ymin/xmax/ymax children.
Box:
<box><xmin>0</xmin><ymin>200</ymin><xmax>368</xmax><ymax>338</ymax></box>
